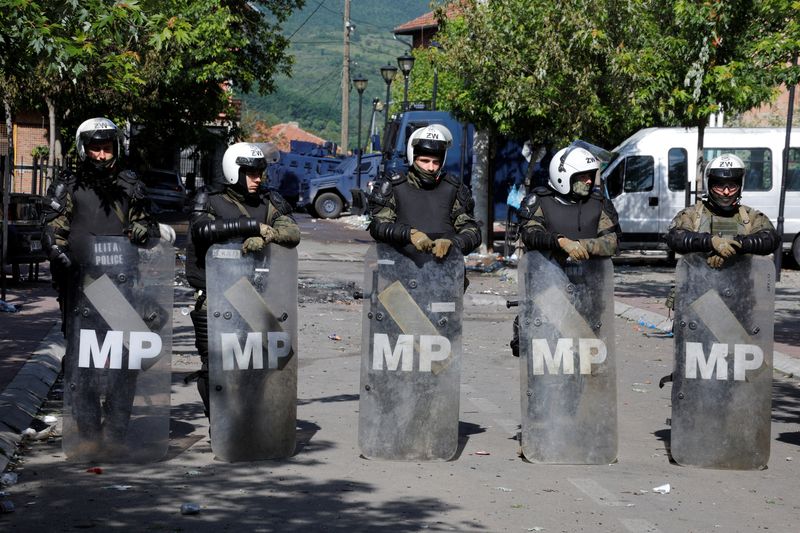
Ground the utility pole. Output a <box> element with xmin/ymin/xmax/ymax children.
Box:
<box><xmin>340</xmin><ymin>0</ymin><xmax>351</xmax><ymax>154</ymax></box>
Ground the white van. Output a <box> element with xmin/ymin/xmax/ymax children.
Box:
<box><xmin>602</xmin><ymin>127</ymin><xmax>800</xmax><ymax>261</ymax></box>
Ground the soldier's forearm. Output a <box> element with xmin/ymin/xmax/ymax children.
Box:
<box><xmin>191</xmin><ymin>216</ymin><xmax>260</xmax><ymax>245</ymax></box>
<box><xmin>451</xmin><ymin>226</ymin><xmax>481</xmax><ymax>254</ymax></box>
<box><xmin>666</xmin><ymin>229</ymin><xmax>712</xmax><ymax>253</ymax></box>
<box><xmin>369</xmin><ymin>220</ymin><xmax>411</xmax><ymax>245</ymax></box>
<box><xmin>735</xmin><ymin>229</ymin><xmax>780</xmax><ymax>255</ymax></box>
<box><xmin>580</xmin><ymin>234</ymin><xmax>617</xmax><ymax>257</ymax></box>
<box><xmin>271</xmin><ymin>217</ymin><xmax>301</xmax><ymax>247</ymax></box>
<box><xmin>521</xmin><ymin>227</ymin><xmax>559</xmax><ymax>251</ymax></box>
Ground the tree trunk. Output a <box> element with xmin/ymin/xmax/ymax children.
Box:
<box><xmin>471</xmin><ymin>129</ymin><xmax>490</xmax><ymax>254</ymax></box>
<box><xmin>46</xmin><ymin>96</ymin><xmax>57</xmax><ymax>181</ymax></box>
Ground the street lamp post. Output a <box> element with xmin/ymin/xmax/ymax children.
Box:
<box><xmin>397</xmin><ymin>52</ymin><xmax>415</xmax><ymax>111</ymax></box>
<box><xmin>352</xmin><ymin>74</ymin><xmax>368</xmax><ymax>190</ymax></box>
<box><xmin>380</xmin><ymin>63</ymin><xmax>398</xmax><ymax>131</ymax></box>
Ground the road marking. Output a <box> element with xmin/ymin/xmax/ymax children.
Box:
<box><xmin>568</xmin><ymin>478</ymin><xmax>631</xmax><ymax>507</ymax></box>
<box><xmin>462</xmin><ymin>384</ymin><xmax>519</xmax><ymax>436</ymax></box>
<box><xmin>619</xmin><ymin>518</ymin><xmax>663</xmax><ymax>533</ymax></box>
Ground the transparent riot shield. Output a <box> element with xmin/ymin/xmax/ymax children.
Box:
<box><xmin>63</xmin><ymin>236</ymin><xmax>174</xmax><ymax>463</ymax></box>
<box><xmin>358</xmin><ymin>243</ymin><xmax>464</xmax><ymax>460</ymax></box>
<box><xmin>519</xmin><ymin>251</ymin><xmax>617</xmax><ymax>464</ymax></box>
<box><xmin>206</xmin><ymin>243</ymin><xmax>298</xmax><ymax>462</ymax></box>
<box><xmin>671</xmin><ymin>253</ymin><xmax>774</xmax><ymax>469</ymax></box>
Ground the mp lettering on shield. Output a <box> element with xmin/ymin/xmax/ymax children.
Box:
<box><xmin>372</xmin><ymin>333</ymin><xmax>451</xmax><ymax>372</ymax></box>
<box><xmin>79</xmin><ymin>274</ymin><xmax>164</xmax><ymax>369</ymax></box>
<box><xmin>219</xmin><ymin>331</ymin><xmax>291</xmax><ymax>370</ymax></box>
<box><xmin>531</xmin><ymin>338</ymin><xmax>606</xmax><ymax>375</ymax></box>
<box><xmin>685</xmin><ymin>342</ymin><xmax>764</xmax><ymax>380</ymax></box>
<box><xmin>685</xmin><ymin>288</ymin><xmax>766</xmax><ymax>380</ymax></box>
<box><xmin>220</xmin><ymin>277</ymin><xmax>294</xmax><ymax>371</ymax></box>
<box><xmin>79</xmin><ymin>329</ymin><xmax>162</xmax><ymax>369</ymax></box>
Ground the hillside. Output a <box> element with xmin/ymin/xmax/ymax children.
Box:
<box><xmin>241</xmin><ymin>0</ymin><xmax>431</xmax><ymax>146</ymax></box>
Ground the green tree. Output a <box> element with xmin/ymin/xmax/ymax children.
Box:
<box><xmin>0</xmin><ymin>1</ymin><xmax>304</xmax><ymax>170</ymax></box>
<box><xmin>612</xmin><ymin>0</ymin><xmax>799</xmax><ymax>194</ymax></box>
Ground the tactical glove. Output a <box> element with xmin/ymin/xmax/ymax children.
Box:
<box><xmin>432</xmin><ymin>238</ymin><xmax>452</xmax><ymax>258</ymax></box>
<box><xmin>48</xmin><ymin>245</ymin><xmax>72</xmax><ymax>269</ymax></box>
<box><xmin>711</xmin><ymin>235</ymin><xmax>741</xmax><ymax>258</ymax></box>
<box><xmin>707</xmin><ymin>254</ymin><xmax>725</xmax><ymax>269</ymax></box>
<box><xmin>242</xmin><ymin>236</ymin><xmax>265</xmax><ymax>254</ymax></box>
<box><xmin>259</xmin><ymin>223</ymin><xmax>277</xmax><ymax>244</ymax></box>
<box><xmin>129</xmin><ymin>221</ymin><xmax>149</xmax><ymax>244</ymax></box>
<box><xmin>558</xmin><ymin>237</ymin><xmax>590</xmax><ymax>261</ymax></box>
<box><xmin>410</xmin><ymin>229</ymin><xmax>434</xmax><ymax>252</ymax></box>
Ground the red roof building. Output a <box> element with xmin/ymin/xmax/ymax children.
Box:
<box><xmin>252</xmin><ymin>121</ymin><xmax>328</xmax><ymax>152</ymax></box>
<box><xmin>392</xmin><ymin>2</ymin><xmax>465</xmax><ymax>49</ymax></box>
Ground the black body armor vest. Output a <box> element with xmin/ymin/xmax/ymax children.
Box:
<box><xmin>539</xmin><ymin>195</ymin><xmax>604</xmax><ymax>239</ymax></box>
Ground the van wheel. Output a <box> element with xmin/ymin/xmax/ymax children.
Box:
<box><xmin>792</xmin><ymin>235</ymin><xmax>800</xmax><ymax>266</ymax></box>
<box><xmin>314</xmin><ymin>192</ymin><xmax>343</xmax><ymax>219</ymax></box>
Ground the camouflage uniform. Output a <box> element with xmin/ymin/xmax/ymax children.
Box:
<box><xmin>667</xmin><ymin>202</ymin><xmax>778</xmax><ymax>253</ymax></box>
<box><xmin>186</xmin><ymin>185</ymin><xmax>299</xmax><ymax>417</ymax></box>
<box><xmin>518</xmin><ymin>188</ymin><xmax>618</xmax><ymax>259</ymax></box>
<box><xmin>368</xmin><ymin>169</ymin><xmax>481</xmax><ymax>255</ymax></box>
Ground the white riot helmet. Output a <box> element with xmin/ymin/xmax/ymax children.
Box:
<box><xmin>548</xmin><ymin>146</ymin><xmax>600</xmax><ymax>196</ymax></box>
<box><xmin>406</xmin><ymin>124</ymin><xmax>452</xmax><ymax>171</ymax></box>
<box><xmin>222</xmin><ymin>142</ymin><xmax>269</xmax><ymax>186</ymax></box>
<box><xmin>75</xmin><ymin>117</ymin><xmax>122</xmax><ymax>169</ymax></box>
<box><xmin>704</xmin><ymin>153</ymin><xmax>745</xmax><ymax>209</ymax></box>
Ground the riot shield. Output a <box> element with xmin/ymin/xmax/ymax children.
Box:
<box><xmin>206</xmin><ymin>243</ymin><xmax>298</xmax><ymax>462</ymax></box>
<box><xmin>358</xmin><ymin>243</ymin><xmax>464</xmax><ymax>460</ymax></box>
<box><xmin>671</xmin><ymin>253</ymin><xmax>774</xmax><ymax>469</ymax></box>
<box><xmin>519</xmin><ymin>251</ymin><xmax>617</xmax><ymax>464</ymax></box>
<box><xmin>63</xmin><ymin>236</ymin><xmax>174</xmax><ymax>463</ymax></box>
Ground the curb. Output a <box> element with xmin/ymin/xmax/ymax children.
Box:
<box><xmin>612</xmin><ymin>301</ymin><xmax>800</xmax><ymax>378</ymax></box>
<box><xmin>0</xmin><ymin>323</ymin><xmax>65</xmax><ymax>473</ymax></box>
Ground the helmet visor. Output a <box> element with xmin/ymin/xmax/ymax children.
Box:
<box><xmin>236</xmin><ymin>156</ymin><xmax>267</xmax><ymax>172</ymax></box>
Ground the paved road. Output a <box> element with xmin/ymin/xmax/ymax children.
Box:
<box><xmin>1</xmin><ymin>217</ymin><xmax>798</xmax><ymax>532</ymax></box>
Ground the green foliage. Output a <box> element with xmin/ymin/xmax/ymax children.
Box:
<box><xmin>0</xmin><ymin>0</ymin><xmax>304</xmax><ymax>164</ymax></box>
<box><xmin>434</xmin><ymin>0</ymin><xmax>800</xmax><ymax>148</ymax></box>
<box><xmin>242</xmin><ymin>0</ymin><xmax>431</xmax><ymax>146</ymax></box>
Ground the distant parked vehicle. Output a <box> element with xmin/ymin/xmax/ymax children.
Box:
<box><xmin>297</xmin><ymin>153</ymin><xmax>381</xmax><ymax>219</ymax></box>
<box><xmin>142</xmin><ymin>168</ymin><xmax>187</xmax><ymax>212</ymax></box>
<box><xmin>266</xmin><ymin>140</ymin><xmax>343</xmax><ymax>206</ymax></box>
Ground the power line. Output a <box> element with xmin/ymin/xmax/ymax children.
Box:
<box><xmin>287</xmin><ymin>0</ymin><xmax>327</xmax><ymax>41</ymax></box>
<box><xmin>317</xmin><ymin>1</ymin><xmax>397</xmax><ymax>32</ymax></box>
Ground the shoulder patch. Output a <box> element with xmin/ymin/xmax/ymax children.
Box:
<box><xmin>388</xmin><ymin>173</ymin><xmax>406</xmax><ymax>185</ymax></box>
<box><xmin>267</xmin><ymin>190</ymin><xmax>293</xmax><ymax>216</ymax></box>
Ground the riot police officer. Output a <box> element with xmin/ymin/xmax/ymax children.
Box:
<box><xmin>510</xmin><ymin>144</ymin><xmax>618</xmax><ymax>357</ymax></box>
<box><xmin>43</xmin><ymin>117</ymin><xmax>161</xmax><ymax>451</ymax></box>
<box><xmin>666</xmin><ymin>153</ymin><xmax>779</xmax><ymax>262</ymax></box>
<box><xmin>186</xmin><ymin>142</ymin><xmax>300</xmax><ymax>417</ymax></box>
<box><xmin>664</xmin><ymin>153</ymin><xmax>778</xmax><ymax>469</ymax></box>
<box><xmin>367</xmin><ymin>124</ymin><xmax>481</xmax><ymax>258</ymax></box>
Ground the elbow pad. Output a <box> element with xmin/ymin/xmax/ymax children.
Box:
<box><xmin>451</xmin><ymin>230</ymin><xmax>482</xmax><ymax>255</ymax></box>
<box><xmin>192</xmin><ymin>216</ymin><xmax>260</xmax><ymax>245</ymax></box>
<box><xmin>369</xmin><ymin>220</ymin><xmax>411</xmax><ymax>245</ymax></box>
<box><xmin>521</xmin><ymin>229</ymin><xmax>559</xmax><ymax>251</ymax></box>
<box><xmin>736</xmin><ymin>230</ymin><xmax>780</xmax><ymax>255</ymax></box>
<box><xmin>665</xmin><ymin>229</ymin><xmax>712</xmax><ymax>254</ymax></box>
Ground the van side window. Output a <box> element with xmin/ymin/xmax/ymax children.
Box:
<box><xmin>787</xmin><ymin>148</ymin><xmax>800</xmax><ymax>192</ymax></box>
<box><xmin>668</xmin><ymin>148</ymin><xmax>687</xmax><ymax>191</ymax></box>
<box><xmin>622</xmin><ymin>156</ymin><xmax>655</xmax><ymax>193</ymax></box>
<box><xmin>704</xmin><ymin>148</ymin><xmax>772</xmax><ymax>191</ymax></box>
